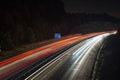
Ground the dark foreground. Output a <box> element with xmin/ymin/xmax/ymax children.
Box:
<box><xmin>100</xmin><ymin>34</ymin><xmax>120</xmax><ymax>80</ymax></box>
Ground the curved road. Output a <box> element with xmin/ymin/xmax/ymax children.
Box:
<box><xmin>0</xmin><ymin>32</ymin><xmax>115</xmax><ymax>80</ymax></box>
<box><xmin>25</xmin><ymin>33</ymin><xmax>112</xmax><ymax>80</ymax></box>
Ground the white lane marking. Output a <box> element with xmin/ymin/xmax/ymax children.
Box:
<box><xmin>25</xmin><ymin>39</ymin><xmax>86</xmax><ymax>80</ymax></box>
<box><xmin>0</xmin><ymin>39</ymin><xmax>76</xmax><ymax>75</ymax></box>
<box><xmin>26</xmin><ymin>33</ymin><xmax>111</xmax><ymax>80</ymax></box>
<box><xmin>62</xmin><ymin>35</ymin><xmax>104</xmax><ymax>80</ymax></box>
<box><xmin>25</xmin><ymin>47</ymin><xmax>69</xmax><ymax>80</ymax></box>
<box><xmin>66</xmin><ymin>34</ymin><xmax>111</xmax><ymax>80</ymax></box>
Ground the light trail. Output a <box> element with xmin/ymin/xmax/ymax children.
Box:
<box><xmin>25</xmin><ymin>33</ymin><xmax>111</xmax><ymax>80</ymax></box>
<box><xmin>0</xmin><ymin>32</ymin><xmax>112</xmax><ymax>79</ymax></box>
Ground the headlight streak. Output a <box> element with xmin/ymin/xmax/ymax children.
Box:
<box><xmin>62</xmin><ymin>35</ymin><xmax>105</xmax><ymax>80</ymax></box>
<box><xmin>25</xmin><ymin>33</ymin><xmax>111</xmax><ymax>80</ymax></box>
<box><xmin>25</xmin><ymin>39</ymin><xmax>86</xmax><ymax>80</ymax></box>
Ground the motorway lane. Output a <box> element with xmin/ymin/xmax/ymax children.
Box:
<box><xmin>0</xmin><ymin>35</ymin><xmax>81</xmax><ymax>67</ymax></box>
<box><xmin>0</xmin><ymin>32</ymin><xmax>103</xmax><ymax>67</ymax></box>
<box><xmin>0</xmin><ymin>32</ymin><xmax>106</xmax><ymax>79</ymax></box>
<box><xmin>0</xmin><ymin>36</ymin><xmax>83</xmax><ymax>79</ymax></box>
<box><xmin>25</xmin><ymin>33</ymin><xmax>111</xmax><ymax>80</ymax></box>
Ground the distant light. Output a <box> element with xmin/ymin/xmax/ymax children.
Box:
<box><xmin>112</xmin><ymin>31</ymin><xmax>117</xmax><ymax>34</ymax></box>
<box><xmin>109</xmin><ymin>30</ymin><xmax>118</xmax><ymax>35</ymax></box>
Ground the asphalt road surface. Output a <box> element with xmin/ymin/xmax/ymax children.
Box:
<box><xmin>25</xmin><ymin>33</ymin><xmax>111</xmax><ymax>80</ymax></box>
<box><xmin>0</xmin><ymin>31</ymin><xmax>115</xmax><ymax>80</ymax></box>
<box><xmin>0</xmin><ymin>35</ymin><xmax>83</xmax><ymax>79</ymax></box>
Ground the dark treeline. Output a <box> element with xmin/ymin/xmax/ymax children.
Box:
<box><xmin>63</xmin><ymin>13</ymin><xmax>119</xmax><ymax>33</ymax></box>
<box><xmin>0</xmin><ymin>0</ymin><xmax>120</xmax><ymax>51</ymax></box>
<box><xmin>0</xmin><ymin>0</ymin><xmax>66</xmax><ymax>50</ymax></box>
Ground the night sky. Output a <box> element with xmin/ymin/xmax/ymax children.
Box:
<box><xmin>63</xmin><ymin>0</ymin><xmax>120</xmax><ymax>18</ymax></box>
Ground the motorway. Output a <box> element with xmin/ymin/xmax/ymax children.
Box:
<box><xmin>0</xmin><ymin>32</ymin><xmax>115</xmax><ymax>80</ymax></box>
<box><xmin>25</xmin><ymin>33</ymin><xmax>111</xmax><ymax>80</ymax></box>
